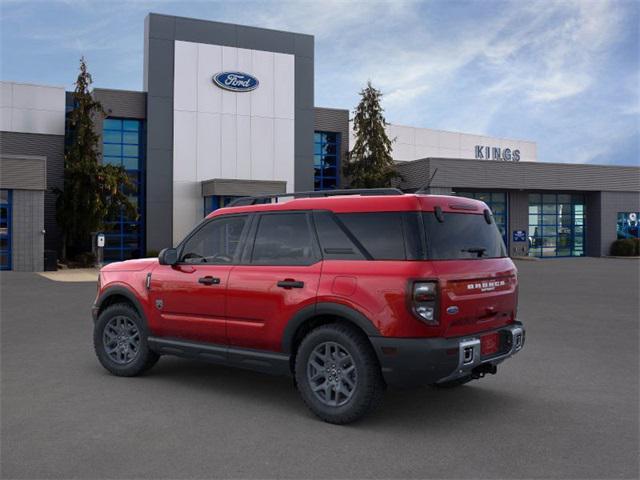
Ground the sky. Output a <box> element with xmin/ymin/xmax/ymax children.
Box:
<box><xmin>1</xmin><ymin>0</ymin><xmax>638</xmax><ymax>166</ymax></box>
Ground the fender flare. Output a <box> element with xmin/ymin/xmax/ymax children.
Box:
<box><xmin>281</xmin><ymin>302</ymin><xmax>380</xmax><ymax>354</ymax></box>
<box><xmin>94</xmin><ymin>285</ymin><xmax>146</xmax><ymax>322</ymax></box>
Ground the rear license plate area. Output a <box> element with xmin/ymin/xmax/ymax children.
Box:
<box><xmin>481</xmin><ymin>332</ymin><xmax>500</xmax><ymax>356</ymax></box>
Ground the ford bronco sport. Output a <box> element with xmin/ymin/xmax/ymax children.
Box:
<box><xmin>92</xmin><ymin>189</ymin><xmax>525</xmax><ymax>424</ymax></box>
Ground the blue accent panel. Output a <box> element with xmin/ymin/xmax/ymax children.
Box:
<box><xmin>102</xmin><ymin>118</ymin><xmax>146</xmax><ymax>262</ymax></box>
<box><xmin>0</xmin><ymin>189</ymin><xmax>12</xmax><ymax>270</ymax></box>
<box><xmin>313</xmin><ymin>131</ymin><xmax>340</xmax><ymax>191</ymax></box>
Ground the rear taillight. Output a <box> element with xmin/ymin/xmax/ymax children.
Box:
<box><xmin>411</xmin><ymin>281</ymin><xmax>438</xmax><ymax>325</ymax></box>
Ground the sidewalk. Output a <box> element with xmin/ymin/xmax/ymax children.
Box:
<box><xmin>37</xmin><ymin>268</ymin><xmax>99</xmax><ymax>282</ymax></box>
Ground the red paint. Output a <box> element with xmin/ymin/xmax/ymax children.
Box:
<box><xmin>225</xmin><ymin>264</ymin><xmax>322</xmax><ymax>350</ymax></box>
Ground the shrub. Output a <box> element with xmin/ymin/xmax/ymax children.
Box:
<box><xmin>610</xmin><ymin>238</ymin><xmax>640</xmax><ymax>256</ymax></box>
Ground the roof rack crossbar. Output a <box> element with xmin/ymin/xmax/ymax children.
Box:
<box><xmin>226</xmin><ymin>188</ymin><xmax>404</xmax><ymax>207</ymax></box>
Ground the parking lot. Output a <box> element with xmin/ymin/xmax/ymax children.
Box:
<box><xmin>1</xmin><ymin>258</ymin><xmax>638</xmax><ymax>479</ymax></box>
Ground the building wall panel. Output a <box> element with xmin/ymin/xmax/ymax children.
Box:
<box><xmin>172</xmin><ymin>39</ymin><xmax>297</xmax><ymax>243</ymax></box>
<box><xmin>0</xmin><ymin>82</ymin><xmax>65</xmax><ymax>136</ymax></box>
<box><xmin>93</xmin><ymin>89</ymin><xmax>146</xmax><ymax>119</ymax></box>
<box><xmin>397</xmin><ymin>158</ymin><xmax>640</xmax><ymax>193</ymax></box>
<box><xmin>598</xmin><ymin>191</ymin><xmax>640</xmax><ymax>256</ymax></box>
<box><xmin>369</xmin><ymin>123</ymin><xmax>538</xmax><ymax>163</ymax></box>
<box><xmin>585</xmin><ymin>192</ymin><xmax>602</xmax><ymax>257</ymax></box>
<box><xmin>508</xmin><ymin>191</ymin><xmax>529</xmax><ymax>257</ymax></box>
<box><xmin>0</xmin><ymin>132</ymin><xmax>63</xmax><ymax>252</ymax></box>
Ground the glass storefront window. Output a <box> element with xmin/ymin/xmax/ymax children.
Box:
<box><xmin>528</xmin><ymin>193</ymin><xmax>585</xmax><ymax>257</ymax></box>
<box><xmin>102</xmin><ymin>118</ymin><xmax>145</xmax><ymax>262</ymax></box>
<box><xmin>314</xmin><ymin>131</ymin><xmax>340</xmax><ymax>191</ymax></box>
<box><xmin>0</xmin><ymin>189</ymin><xmax>11</xmax><ymax>270</ymax></box>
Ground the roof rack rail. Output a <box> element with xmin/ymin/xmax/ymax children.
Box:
<box><xmin>226</xmin><ymin>188</ymin><xmax>404</xmax><ymax>207</ymax></box>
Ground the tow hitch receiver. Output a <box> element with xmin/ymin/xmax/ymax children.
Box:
<box><xmin>472</xmin><ymin>363</ymin><xmax>497</xmax><ymax>379</ymax></box>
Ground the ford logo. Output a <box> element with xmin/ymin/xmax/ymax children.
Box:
<box><xmin>446</xmin><ymin>306</ymin><xmax>459</xmax><ymax>315</ymax></box>
<box><xmin>212</xmin><ymin>72</ymin><xmax>259</xmax><ymax>92</ymax></box>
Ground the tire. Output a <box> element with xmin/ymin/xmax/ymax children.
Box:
<box><xmin>93</xmin><ymin>303</ymin><xmax>159</xmax><ymax>377</ymax></box>
<box><xmin>295</xmin><ymin>323</ymin><xmax>385</xmax><ymax>424</ymax></box>
<box><xmin>433</xmin><ymin>375</ymin><xmax>473</xmax><ymax>389</ymax></box>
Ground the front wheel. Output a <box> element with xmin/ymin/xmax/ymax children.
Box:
<box><xmin>295</xmin><ymin>324</ymin><xmax>385</xmax><ymax>424</ymax></box>
<box><xmin>93</xmin><ymin>303</ymin><xmax>159</xmax><ymax>377</ymax></box>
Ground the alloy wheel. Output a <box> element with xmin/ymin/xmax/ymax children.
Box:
<box><xmin>103</xmin><ymin>316</ymin><xmax>140</xmax><ymax>365</ymax></box>
<box><xmin>307</xmin><ymin>341</ymin><xmax>358</xmax><ymax>407</ymax></box>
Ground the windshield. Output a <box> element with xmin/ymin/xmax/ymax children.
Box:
<box><xmin>423</xmin><ymin>212</ymin><xmax>507</xmax><ymax>260</ymax></box>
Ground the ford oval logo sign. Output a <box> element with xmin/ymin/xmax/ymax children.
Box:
<box><xmin>212</xmin><ymin>72</ymin><xmax>259</xmax><ymax>92</ymax></box>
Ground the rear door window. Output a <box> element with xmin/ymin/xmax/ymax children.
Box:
<box><xmin>251</xmin><ymin>213</ymin><xmax>319</xmax><ymax>265</ymax></box>
<box><xmin>423</xmin><ymin>212</ymin><xmax>507</xmax><ymax>260</ymax></box>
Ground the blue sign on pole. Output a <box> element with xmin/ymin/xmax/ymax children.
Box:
<box><xmin>513</xmin><ymin>230</ymin><xmax>527</xmax><ymax>242</ymax></box>
<box><xmin>212</xmin><ymin>72</ymin><xmax>259</xmax><ymax>92</ymax></box>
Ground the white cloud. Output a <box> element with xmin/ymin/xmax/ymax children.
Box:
<box><xmin>1</xmin><ymin>0</ymin><xmax>636</xmax><ymax>165</ymax></box>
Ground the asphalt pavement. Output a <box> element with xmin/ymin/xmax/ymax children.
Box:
<box><xmin>1</xmin><ymin>258</ymin><xmax>638</xmax><ymax>479</ymax></box>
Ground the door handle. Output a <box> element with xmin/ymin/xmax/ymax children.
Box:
<box><xmin>198</xmin><ymin>276</ymin><xmax>221</xmax><ymax>286</ymax></box>
<box><xmin>277</xmin><ymin>279</ymin><xmax>304</xmax><ymax>289</ymax></box>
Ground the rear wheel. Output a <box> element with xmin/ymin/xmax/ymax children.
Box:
<box><xmin>295</xmin><ymin>323</ymin><xmax>385</xmax><ymax>424</ymax></box>
<box><xmin>93</xmin><ymin>303</ymin><xmax>159</xmax><ymax>377</ymax></box>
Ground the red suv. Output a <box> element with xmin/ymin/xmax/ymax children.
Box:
<box><xmin>92</xmin><ymin>189</ymin><xmax>525</xmax><ymax>424</ymax></box>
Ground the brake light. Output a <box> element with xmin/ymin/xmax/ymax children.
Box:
<box><xmin>411</xmin><ymin>281</ymin><xmax>438</xmax><ymax>325</ymax></box>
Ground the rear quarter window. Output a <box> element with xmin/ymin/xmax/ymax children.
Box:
<box><xmin>333</xmin><ymin>212</ymin><xmax>423</xmax><ymax>260</ymax></box>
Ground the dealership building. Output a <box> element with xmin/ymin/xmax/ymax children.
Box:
<box><xmin>1</xmin><ymin>13</ymin><xmax>639</xmax><ymax>271</ymax></box>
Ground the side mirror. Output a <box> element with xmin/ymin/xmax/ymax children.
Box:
<box><xmin>158</xmin><ymin>248</ymin><xmax>178</xmax><ymax>266</ymax></box>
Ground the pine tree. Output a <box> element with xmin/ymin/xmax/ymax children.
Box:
<box><xmin>344</xmin><ymin>81</ymin><xmax>397</xmax><ymax>188</ymax></box>
<box><xmin>56</xmin><ymin>57</ymin><xmax>135</xmax><ymax>260</ymax></box>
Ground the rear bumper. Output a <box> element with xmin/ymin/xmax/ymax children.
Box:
<box><xmin>370</xmin><ymin>322</ymin><xmax>525</xmax><ymax>388</ymax></box>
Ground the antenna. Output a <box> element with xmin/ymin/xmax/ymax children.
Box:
<box><xmin>415</xmin><ymin>167</ymin><xmax>438</xmax><ymax>194</ymax></box>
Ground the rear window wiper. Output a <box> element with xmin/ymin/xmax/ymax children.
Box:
<box><xmin>461</xmin><ymin>247</ymin><xmax>487</xmax><ymax>257</ymax></box>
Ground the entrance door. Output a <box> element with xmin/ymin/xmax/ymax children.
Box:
<box><xmin>0</xmin><ymin>190</ymin><xmax>11</xmax><ymax>271</ymax></box>
<box><xmin>149</xmin><ymin>214</ymin><xmax>249</xmax><ymax>344</ymax></box>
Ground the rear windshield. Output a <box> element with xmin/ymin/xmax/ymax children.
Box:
<box><xmin>423</xmin><ymin>212</ymin><xmax>507</xmax><ymax>260</ymax></box>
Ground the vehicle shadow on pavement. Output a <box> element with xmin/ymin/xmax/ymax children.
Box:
<box><xmin>137</xmin><ymin>356</ymin><xmax>525</xmax><ymax>428</ymax></box>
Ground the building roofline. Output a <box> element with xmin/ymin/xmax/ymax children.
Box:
<box><xmin>147</xmin><ymin>12</ymin><xmax>314</xmax><ymax>39</ymax></box>
<box><xmin>315</xmin><ymin>106</ymin><xmax>350</xmax><ymax>113</ymax></box>
<box><xmin>398</xmin><ymin>157</ymin><xmax>640</xmax><ymax>170</ymax></box>
<box><xmin>384</xmin><ymin>123</ymin><xmax>537</xmax><ymax>145</ymax></box>
<box><xmin>92</xmin><ymin>87</ymin><xmax>146</xmax><ymax>95</ymax></box>
<box><xmin>1</xmin><ymin>80</ymin><xmax>66</xmax><ymax>90</ymax></box>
